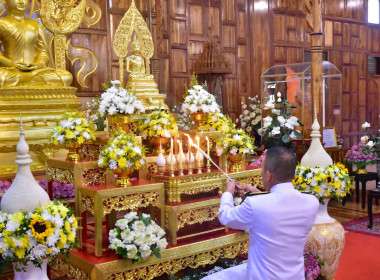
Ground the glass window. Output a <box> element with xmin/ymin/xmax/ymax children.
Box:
<box><xmin>369</xmin><ymin>0</ymin><xmax>380</xmax><ymax>24</ymax></box>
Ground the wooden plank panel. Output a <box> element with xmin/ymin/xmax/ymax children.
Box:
<box><xmin>207</xmin><ymin>7</ymin><xmax>220</xmax><ymax>38</ymax></box>
<box><xmin>189</xmin><ymin>40</ymin><xmax>204</xmax><ymax>56</ymax></box>
<box><xmin>171</xmin><ymin>49</ymin><xmax>188</xmax><ymax>73</ymax></box>
<box><xmin>274</xmin><ymin>0</ymin><xmax>300</xmax><ymax>10</ymax></box>
<box><xmin>171</xmin><ymin>20</ymin><xmax>187</xmax><ymax>46</ymax></box>
<box><xmin>342</xmin><ymin>66</ymin><xmax>350</xmax><ymax>91</ymax></box>
<box><xmin>325</xmin><ymin>21</ymin><xmax>333</xmax><ymax>46</ymax></box>
<box><xmin>359</xmin><ymin>25</ymin><xmax>366</xmax><ymax>50</ymax></box>
<box><xmin>238</xmin><ymin>45</ymin><xmax>246</xmax><ymax>59</ymax></box>
<box><xmin>286</xmin><ymin>47</ymin><xmax>298</xmax><ymax>63</ymax></box>
<box><xmin>189</xmin><ymin>4</ymin><xmax>204</xmax><ymax>36</ymax></box>
<box><xmin>359</xmin><ymin>79</ymin><xmax>366</xmax><ymax>106</ymax></box>
<box><xmin>275</xmin><ymin>46</ymin><xmax>286</xmax><ymax>62</ymax></box>
<box><xmin>358</xmin><ymin>53</ymin><xmax>367</xmax><ymax>78</ymax></box>
<box><xmin>222</xmin><ymin>0</ymin><xmax>235</xmax><ymax>23</ymax></box>
<box><xmin>346</xmin><ymin>0</ymin><xmax>365</xmax><ymax>20</ymax></box>
<box><xmin>274</xmin><ymin>14</ymin><xmax>286</xmax><ymax>41</ymax></box>
<box><xmin>170</xmin><ymin>0</ymin><xmax>186</xmax><ymax>16</ymax></box>
<box><xmin>224</xmin><ymin>53</ymin><xmax>236</xmax><ymax>75</ymax></box>
<box><xmin>159</xmin><ymin>58</ymin><xmax>170</xmax><ymax>92</ymax></box>
<box><xmin>334</xmin><ymin>22</ymin><xmax>342</xmax><ymax>34</ymax></box>
<box><xmin>350</xmin><ymin>66</ymin><xmax>358</xmax><ymax>91</ymax></box>
<box><xmin>162</xmin><ymin>0</ymin><xmax>168</xmax><ymax>33</ymax></box>
<box><xmin>223</xmin><ymin>78</ymin><xmax>238</xmax><ymax>116</ymax></box>
<box><xmin>172</xmin><ymin>77</ymin><xmax>188</xmax><ymax>104</ymax></box>
<box><xmin>296</xmin><ymin>17</ymin><xmax>305</xmax><ymax>42</ymax></box>
<box><xmin>238</xmin><ymin>63</ymin><xmax>247</xmax><ymax>92</ymax></box>
<box><xmin>222</xmin><ymin>26</ymin><xmax>236</xmax><ymax>50</ymax></box>
<box><xmin>324</xmin><ymin>0</ymin><xmax>344</xmax><ymax>18</ymax></box>
<box><xmin>237</xmin><ymin>11</ymin><xmax>246</xmax><ymax>41</ymax></box>
<box><xmin>343</xmin><ymin>23</ymin><xmax>350</xmax><ymax>47</ymax></box>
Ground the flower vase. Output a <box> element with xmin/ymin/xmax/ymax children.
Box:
<box><xmin>66</xmin><ymin>142</ymin><xmax>81</xmax><ymax>162</ymax></box>
<box><xmin>356</xmin><ymin>166</ymin><xmax>367</xmax><ymax>174</ymax></box>
<box><xmin>114</xmin><ymin>168</ymin><xmax>133</xmax><ymax>187</ymax></box>
<box><xmin>151</xmin><ymin>136</ymin><xmax>169</xmax><ymax>155</ymax></box>
<box><xmin>13</xmin><ymin>259</ymin><xmax>49</xmax><ymax>280</ymax></box>
<box><xmin>228</xmin><ymin>154</ymin><xmax>244</xmax><ymax>172</ymax></box>
<box><xmin>338</xmin><ymin>144</ymin><xmax>342</xmax><ymax>149</ymax></box>
<box><xmin>107</xmin><ymin>114</ymin><xmax>130</xmax><ymax>134</ymax></box>
<box><xmin>190</xmin><ymin>112</ymin><xmax>209</xmax><ymax>131</ymax></box>
<box><xmin>306</xmin><ymin>199</ymin><xmax>345</xmax><ymax>280</ymax></box>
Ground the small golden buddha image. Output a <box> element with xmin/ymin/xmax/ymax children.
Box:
<box><xmin>0</xmin><ymin>0</ymin><xmax>73</xmax><ymax>87</ymax></box>
<box><xmin>126</xmin><ymin>41</ymin><xmax>146</xmax><ymax>77</ymax></box>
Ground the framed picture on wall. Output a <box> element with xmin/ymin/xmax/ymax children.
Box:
<box><xmin>323</xmin><ymin>127</ymin><xmax>337</xmax><ymax>148</ymax></box>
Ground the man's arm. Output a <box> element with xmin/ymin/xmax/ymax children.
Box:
<box><xmin>219</xmin><ymin>181</ymin><xmax>255</xmax><ymax>231</ymax></box>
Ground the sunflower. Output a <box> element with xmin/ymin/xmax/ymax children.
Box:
<box><xmin>326</xmin><ymin>174</ymin><xmax>334</xmax><ymax>185</ymax></box>
<box><xmin>29</xmin><ymin>216</ymin><xmax>54</xmax><ymax>242</ymax></box>
<box><xmin>292</xmin><ymin>175</ymin><xmax>300</xmax><ymax>185</ymax></box>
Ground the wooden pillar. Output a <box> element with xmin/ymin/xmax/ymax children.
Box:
<box><xmin>304</xmin><ymin>0</ymin><xmax>323</xmax><ymax>136</ymax></box>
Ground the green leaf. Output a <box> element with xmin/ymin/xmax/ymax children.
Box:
<box><xmin>282</xmin><ymin>134</ymin><xmax>291</xmax><ymax>143</ymax></box>
<box><xmin>293</xmin><ymin>130</ymin><xmax>302</xmax><ymax>139</ymax></box>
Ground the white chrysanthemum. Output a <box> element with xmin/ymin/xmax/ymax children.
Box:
<box><xmin>139</xmin><ymin>244</ymin><xmax>152</xmax><ymax>259</ymax></box>
<box><xmin>109</xmin><ymin>159</ymin><xmax>117</xmax><ymax>170</ymax></box>
<box><xmin>132</xmin><ymin>146</ymin><xmax>142</xmax><ymax>155</ymax></box>
<box><xmin>116</xmin><ymin>219</ymin><xmax>130</xmax><ymax>230</ymax></box>
<box><xmin>157</xmin><ymin>238</ymin><xmax>168</xmax><ymax>252</ymax></box>
<box><xmin>30</xmin><ymin>244</ymin><xmax>47</xmax><ymax>259</ymax></box>
<box><xmin>5</xmin><ymin>220</ymin><xmax>19</xmax><ymax>232</ymax></box>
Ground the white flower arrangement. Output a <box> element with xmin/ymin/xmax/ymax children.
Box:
<box><xmin>108</xmin><ymin>212</ymin><xmax>168</xmax><ymax>263</ymax></box>
<box><xmin>98</xmin><ymin>80</ymin><xmax>145</xmax><ymax>116</ymax></box>
<box><xmin>236</xmin><ymin>96</ymin><xmax>261</xmax><ymax>134</ymax></box>
<box><xmin>216</xmin><ymin>128</ymin><xmax>256</xmax><ymax>156</ymax></box>
<box><xmin>0</xmin><ymin>201</ymin><xmax>78</xmax><ymax>270</ymax></box>
<box><xmin>181</xmin><ymin>85</ymin><xmax>220</xmax><ymax>115</ymax></box>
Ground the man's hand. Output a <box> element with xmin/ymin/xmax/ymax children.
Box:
<box><xmin>226</xmin><ymin>179</ymin><xmax>236</xmax><ymax>194</ymax></box>
<box><xmin>237</xmin><ymin>184</ymin><xmax>261</xmax><ymax>193</ymax></box>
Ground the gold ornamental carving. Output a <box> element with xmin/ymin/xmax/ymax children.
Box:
<box><xmin>177</xmin><ymin>205</ymin><xmax>219</xmax><ymax>230</ymax></box>
<box><xmin>106</xmin><ymin>241</ymin><xmax>249</xmax><ymax>280</ymax></box>
<box><xmin>54</xmin><ymin>258</ymin><xmax>90</xmax><ymax>280</ymax></box>
<box><xmin>102</xmin><ymin>191</ymin><xmax>160</xmax><ymax>215</ymax></box>
<box><xmin>306</xmin><ymin>220</ymin><xmax>345</xmax><ymax>280</ymax></box>
<box><xmin>180</xmin><ymin>184</ymin><xmax>221</xmax><ymax>196</ymax></box>
<box><xmin>82</xmin><ymin>168</ymin><xmax>105</xmax><ymax>186</ymax></box>
<box><xmin>47</xmin><ymin>167</ymin><xmax>74</xmax><ymax>184</ymax></box>
<box><xmin>81</xmin><ymin>195</ymin><xmax>95</xmax><ymax>214</ymax></box>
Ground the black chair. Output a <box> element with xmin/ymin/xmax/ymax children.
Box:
<box><xmin>368</xmin><ymin>188</ymin><xmax>380</xmax><ymax>228</ymax></box>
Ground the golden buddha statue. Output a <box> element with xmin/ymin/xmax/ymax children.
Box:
<box><xmin>126</xmin><ymin>42</ymin><xmax>147</xmax><ymax>77</ymax></box>
<box><xmin>0</xmin><ymin>0</ymin><xmax>73</xmax><ymax>88</ymax></box>
<box><xmin>113</xmin><ymin>0</ymin><xmax>167</xmax><ymax>111</ymax></box>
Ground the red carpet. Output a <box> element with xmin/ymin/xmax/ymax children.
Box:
<box><xmin>335</xmin><ymin>232</ymin><xmax>380</xmax><ymax>280</ymax></box>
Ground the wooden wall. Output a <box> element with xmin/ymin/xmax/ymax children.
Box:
<box><xmin>71</xmin><ymin>0</ymin><xmax>380</xmax><ymax>146</ymax></box>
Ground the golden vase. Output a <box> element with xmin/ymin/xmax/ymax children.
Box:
<box><xmin>107</xmin><ymin>114</ymin><xmax>131</xmax><ymax>134</ymax></box>
<box><xmin>66</xmin><ymin>142</ymin><xmax>82</xmax><ymax>162</ymax></box>
<box><xmin>114</xmin><ymin>168</ymin><xmax>133</xmax><ymax>187</ymax></box>
<box><xmin>356</xmin><ymin>166</ymin><xmax>367</xmax><ymax>174</ymax></box>
<box><xmin>190</xmin><ymin>112</ymin><xmax>209</xmax><ymax>131</ymax></box>
<box><xmin>306</xmin><ymin>199</ymin><xmax>345</xmax><ymax>280</ymax></box>
<box><xmin>228</xmin><ymin>153</ymin><xmax>244</xmax><ymax>172</ymax></box>
<box><xmin>151</xmin><ymin>136</ymin><xmax>169</xmax><ymax>155</ymax></box>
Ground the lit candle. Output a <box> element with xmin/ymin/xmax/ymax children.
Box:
<box><xmin>195</xmin><ymin>136</ymin><xmax>201</xmax><ymax>168</ymax></box>
<box><xmin>206</xmin><ymin>136</ymin><xmax>210</xmax><ymax>172</ymax></box>
<box><xmin>170</xmin><ymin>138</ymin><xmax>174</xmax><ymax>172</ymax></box>
<box><xmin>177</xmin><ymin>139</ymin><xmax>183</xmax><ymax>171</ymax></box>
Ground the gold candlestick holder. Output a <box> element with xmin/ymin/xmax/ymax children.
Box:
<box><xmin>188</xmin><ymin>161</ymin><xmax>193</xmax><ymax>175</ymax></box>
<box><xmin>206</xmin><ymin>160</ymin><xmax>211</xmax><ymax>173</ymax></box>
<box><xmin>157</xmin><ymin>165</ymin><xmax>165</xmax><ymax>175</ymax></box>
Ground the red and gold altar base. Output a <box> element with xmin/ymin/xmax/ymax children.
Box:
<box><xmin>114</xmin><ymin>168</ymin><xmax>133</xmax><ymax>187</ymax></box>
<box><xmin>306</xmin><ymin>199</ymin><xmax>345</xmax><ymax>280</ymax></box>
<box><xmin>107</xmin><ymin>114</ymin><xmax>131</xmax><ymax>134</ymax></box>
<box><xmin>190</xmin><ymin>112</ymin><xmax>209</xmax><ymax>131</ymax></box>
<box><xmin>66</xmin><ymin>142</ymin><xmax>82</xmax><ymax>162</ymax></box>
<box><xmin>151</xmin><ymin>136</ymin><xmax>169</xmax><ymax>155</ymax></box>
<box><xmin>228</xmin><ymin>153</ymin><xmax>244</xmax><ymax>172</ymax></box>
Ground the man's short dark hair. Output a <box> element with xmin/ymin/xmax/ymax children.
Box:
<box><xmin>263</xmin><ymin>146</ymin><xmax>297</xmax><ymax>181</ymax></box>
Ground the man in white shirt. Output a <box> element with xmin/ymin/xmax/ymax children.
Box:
<box><xmin>206</xmin><ymin>146</ymin><xmax>319</xmax><ymax>280</ymax></box>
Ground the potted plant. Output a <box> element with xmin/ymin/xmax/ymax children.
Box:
<box><xmin>139</xmin><ymin>109</ymin><xmax>178</xmax><ymax>155</ymax></box>
<box><xmin>0</xmin><ymin>201</ymin><xmax>78</xmax><ymax>278</ymax></box>
<box><xmin>98</xmin><ymin>131</ymin><xmax>146</xmax><ymax>187</ymax></box>
<box><xmin>344</xmin><ymin>140</ymin><xmax>376</xmax><ymax>174</ymax></box>
<box><xmin>181</xmin><ymin>85</ymin><xmax>220</xmax><ymax>130</ymax></box>
<box><xmin>260</xmin><ymin>96</ymin><xmax>303</xmax><ymax>149</ymax></box>
<box><xmin>98</xmin><ymin>80</ymin><xmax>145</xmax><ymax>133</ymax></box>
<box><xmin>108</xmin><ymin>212</ymin><xmax>168</xmax><ymax>263</ymax></box>
<box><xmin>51</xmin><ymin>111</ymin><xmax>96</xmax><ymax>162</ymax></box>
<box><xmin>216</xmin><ymin>128</ymin><xmax>256</xmax><ymax>172</ymax></box>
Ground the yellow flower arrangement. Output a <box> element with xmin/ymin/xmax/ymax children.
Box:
<box><xmin>139</xmin><ymin>109</ymin><xmax>178</xmax><ymax>138</ymax></box>
<box><xmin>216</xmin><ymin>128</ymin><xmax>257</xmax><ymax>156</ymax></box>
<box><xmin>293</xmin><ymin>163</ymin><xmax>354</xmax><ymax>203</ymax></box>
<box><xmin>98</xmin><ymin>130</ymin><xmax>147</xmax><ymax>171</ymax></box>
<box><xmin>0</xmin><ymin>201</ymin><xmax>78</xmax><ymax>270</ymax></box>
<box><xmin>204</xmin><ymin>113</ymin><xmax>235</xmax><ymax>133</ymax></box>
<box><xmin>51</xmin><ymin>111</ymin><xmax>96</xmax><ymax>146</ymax></box>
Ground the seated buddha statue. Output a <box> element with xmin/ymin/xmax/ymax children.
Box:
<box><xmin>126</xmin><ymin>41</ymin><xmax>148</xmax><ymax>78</ymax></box>
<box><xmin>0</xmin><ymin>0</ymin><xmax>73</xmax><ymax>88</ymax></box>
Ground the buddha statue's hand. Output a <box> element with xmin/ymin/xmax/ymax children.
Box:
<box><xmin>16</xmin><ymin>62</ymin><xmax>38</xmax><ymax>72</ymax></box>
